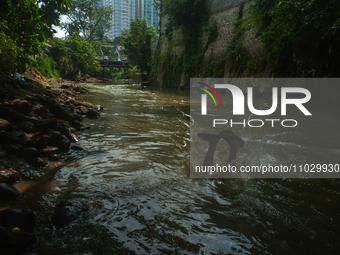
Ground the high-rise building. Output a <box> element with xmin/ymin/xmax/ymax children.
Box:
<box><xmin>101</xmin><ymin>0</ymin><xmax>137</xmax><ymax>40</ymax></box>
<box><xmin>137</xmin><ymin>0</ymin><xmax>160</xmax><ymax>29</ymax></box>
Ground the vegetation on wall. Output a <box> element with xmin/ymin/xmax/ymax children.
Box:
<box><xmin>151</xmin><ymin>0</ymin><xmax>340</xmax><ymax>87</ymax></box>
<box><xmin>150</xmin><ymin>0</ymin><xmax>219</xmax><ymax>87</ymax></box>
<box><xmin>161</xmin><ymin>0</ymin><xmax>213</xmax><ymax>70</ymax></box>
<box><xmin>223</xmin><ymin>3</ymin><xmax>267</xmax><ymax>77</ymax></box>
<box><xmin>251</xmin><ymin>0</ymin><xmax>340</xmax><ymax>76</ymax></box>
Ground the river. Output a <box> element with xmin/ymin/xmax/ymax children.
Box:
<box><xmin>11</xmin><ymin>82</ymin><xmax>340</xmax><ymax>254</ymax></box>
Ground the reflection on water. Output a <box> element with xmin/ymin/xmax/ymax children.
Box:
<box><xmin>4</xmin><ymin>83</ymin><xmax>340</xmax><ymax>254</ymax></box>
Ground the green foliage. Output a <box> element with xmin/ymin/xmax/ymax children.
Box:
<box><xmin>48</xmin><ymin>36</ymin><xmax>102</xmax><ymax>77</ymax></box>
<box><xmin>0</xmin><ymin>22</ymin><xmax>20</xmax><ymax>71</ymax></box>
<box><xmin>161</xmin><ymin>0</ymin><xmax>207</xmax><ymax>32</ymax></box>
<box><xmin>202</xmin><ymin>57</ymin><xmax>225</xmax><ymax>78</ymax></box>
<box><xmin>0</xmin><ymin>0</ymin><xmax>71</xmax><ymax>72</ymax></box>
<box><xmin>161</xmin><ymin>0</ymin><xmax>208</xmax><ymax>51</ymax></box>
<box><xmin>34</xmin><ymin>56</ymin><xmax>60</xmax><ymax>79</ymax></box>
<box><xmin>62</xmin><ymin>0</ymin><xmax>113</xmax><ymax>41</ymax></box>
<box><xmin>128</xmin><ymin>65</ymin><xmax>142</xmax><ymax>77</ymax></box>
<box><xmin>97</xmin><ymin>66</ymin><xmax>128</xmax><ymax>80</ymax></box>
<box><xmin>121</xmin><ymin>17</ymin><xmax>156</xmax><ymax>74</ymax></box>
<box><xmin>251</xmin><ymin>0</ymin><xmax>340</xmax><ymax>76</ymax></box>
<box><xmin>202</xmin><ymin>18</ymin><xmax>218</xmax><ymax>42</ymax></box>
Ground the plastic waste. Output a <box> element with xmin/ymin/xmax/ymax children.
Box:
<box><xmin>14</xmin><ymin>69</ymin><xmax>25</xmax><ymax>82</ymax></box>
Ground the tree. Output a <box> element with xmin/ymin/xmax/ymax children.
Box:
<box><xmin>0</xmin><ymin>0</ymin><xmax>71</xmax><ymax>72</ymax></box>
<box><xmin>48</xmin><ymin>36</ymin><xmax>102</xmax><ymax>77</ymax></box>
<box><xmin>62</xmin><ymin>0</ymin><xmax>113</xmax><ymax>41</ymax></box>
<box><xmin>121</xmin><ymin>17</ymin><xmax>156</xmax><ymax>74</ymax></box>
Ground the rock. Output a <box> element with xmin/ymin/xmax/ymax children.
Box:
<box><xmin>18</xmin><ymin>147</ymin><xmax>39</xmax><ymax>159</ymax></box>
<box><xmin>0</xmin><ymin>118</ymin><xmax>14</xmax><ymax>132</ymax></box>
<box><xmin>52</xmin><ymin>200</ymin><xmax>90</xmax><ymax>227</ymax></box>
<box><xmin>30</xmin><ymin>157</ymin><xmax>47</xmax><ymax>167</ymax></box>
<box><xmin>0</xmin><ymin>183</ymin><xmax>21</xmax><ymax>199</ymax></box>
<box><xmin>18</xmin><ymin>121</ymin><xmax>35</xmax><ymax>133</ymax></box>
<box><xmin>75</xmin><ymin>106</ymin><xmax>88</xmax><ymax>115</ymax></box>
<box><xmin>6</xmin><ymin>144</ymin><xmax>23</xmax><ymax>155</ymax></box>
<box><xmin>34</xmin><ymin>94</ymin><xmax>48</xmax><ymax>104</ymax></box>
<box><xmin>11</xmin><ymin>99</ymin><xmax>31</xmax><ymax>114</ymax></box>
<box><xmin>31</xmin><ymin>104</ymin><xmax>49</xmax><ymax>116</ymax></box>
<box><xmin>68</xmin><ymin>131</ymin><xmax>79</xmax><ymax>142</ymax></box>
<box><xmin>0</xmin><ymin>168</ymin><xmax>20</xmax><ymax>184</ymax></box>
<box><xmin>55</xmin><ymin>135</ymin><xmax>70</xmax><ymax>151</ymax></box>
<box><xmin>2</xmin><ymin>131</ymin><xmax>28</xmax><ymax>147</ymax></box>
<box><xmin>71</xmin><ymin>120</ymin><xmax>82</xmax><ymax>131</ymax></box>
<box><xmin>29</xmin><ymin>130</ymin><xmax>59</xmax><ymax>149</ymax></box>
<box><xmin>68</xmin><ymin>105</ymin><xmax>75</xmax><ymax>111</ymax></box>
<box><xmin>75</xmin><ymin>114</ymin><xmax>84</xmax><ymax>121</ymax></box>
<box><xmin>0</xmin><ymin>105</ymin><xmax>16</xmax><ymax>117</ymax></box>
<box><xmin>66</xmin><ymin>98</ymin><xmax>75</xmax><ymax>105</ymax></box>
<box><xmin>38</xmin><ymin>147</ymin><xmax>60</xmax><ymax>157</ymax></box>
<box><xmin>34</xmin><ymin>118</ymin><xmax>57</xmax><ymax>132</ymax></box>
<box><xmin>55</xmin><ymin>124</ymin><xmax>78</xmax><ymax>142</ymax></box>
<box><xmin>71</xmin><ymin>145</ymin><xmax>83</xmax><ymax>151</ymax></box>
<box><xmin>48</xmin><ymin>154</ymin><xmax>63</xmax><ymax>161</ymax></box>
<box><xmin>92</xmin><ymin>105</ymin><xmax>103</xmax><ymax>112</ymax></box>
<box><xmin>80</xmin><ymin>126</ymin><xmax>91</xmax><ymax>132</ymax></box>
<box><xmin>87</xmin><ymin>109</ymin><xmax>100</xmax><ymax>118</ymax></box>
<box><xmin>74</xmin><ymin>100</ymin><xmax>93</xmax><ymax>108</ymax></box>
<box><xmin>45</xmin><ymin>99</ymin><xmax>75</xmax><ymax>122</ymax></box>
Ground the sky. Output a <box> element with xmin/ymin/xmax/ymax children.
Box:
<box><xmin>53</xmin><ymin>15</ymin><xmax>68</xmax><ymax>38</ymax></box>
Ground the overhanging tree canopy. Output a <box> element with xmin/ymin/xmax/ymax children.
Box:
<box><xmin>0</xmin><ymin>0</ymin><xmax>71</xmax><ymax>72</ymax></box>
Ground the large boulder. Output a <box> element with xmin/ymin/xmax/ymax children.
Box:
<box><xmin>55</xmin><ymin>135</ymin><xmax>70</xmax><ymax>152</ymax></box>
<box><xmin>34</xmin><ymin>118</ymin><xmax>57</xmax><ymax>132</ymax></box>
<box><xmin>45</xmin><ymin>99</ymin><xmax>75</xmax><ymax>122</ymax></box>
<box><xmin>87</xmin><ymin>109</ymin><xmax>100</xmax><ymax>118</ymax></box>
<box><xmin>29</xmin><ymin>130</ymin><xmax>60</xmax><ymax>149</ymax></box>
<box><xmin>0</xmin><ymin>118</ymin><xmax>14</xmax><ymax>132</ymax></box>
<box><xmin>18</xmin><ymin>121</ymin><xmax>35</xmax><ymax>133</ymax></box>
<box><xmin>0</xmin><ymin>183</ymin><xmax>21</xmax><ymax>200</ymax></box>
<box><xmin>18</xmin><ymin>147</ymin><xmax>39</xmax><ymax>159</ymax></box>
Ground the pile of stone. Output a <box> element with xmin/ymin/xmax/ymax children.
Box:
<box><xmin>0</xmin><ymin>72</ymin><xmax>102</xmax><ymax>200</ymax></box>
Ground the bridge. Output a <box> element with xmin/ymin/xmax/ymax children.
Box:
<box><xmin>96</xmin><ymin>43</ymin><xmax>129</xmax><ymax>67</ymax></box>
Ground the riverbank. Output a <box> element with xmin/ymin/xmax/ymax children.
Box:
<box><xmin>0</xmin><ymin>70</ymin><xmax>103</xmax><ymax>253</ymax></box>
<box><xmin>0</xmin><ymin>69</ymin><xmax>104</xmax><ymax>186</ymax></box>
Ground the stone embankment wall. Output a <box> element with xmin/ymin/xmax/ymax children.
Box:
<box><xmin>202</xmin><ymin>0</ymin><xmax>262</xmax><ymax>59</ymax></box>
<box><xmin>150</xmin><ymin>0</ymin><xmax>268</xmax><ymax>88</ymax></box>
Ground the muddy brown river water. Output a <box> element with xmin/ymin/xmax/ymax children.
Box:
<box><xmin>5</xmin><ymin>82</ymin><xmax>340</xmax><ymax>254</ymax></box>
